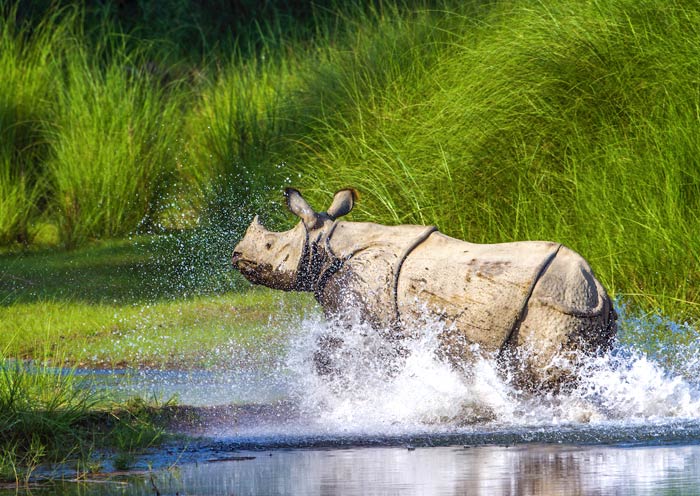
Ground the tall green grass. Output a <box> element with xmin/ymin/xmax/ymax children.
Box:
<box><xmin>0</xmin><ymin>163</ymin><xmax>36</xmax><ymax>245</ymax></box>
<box><xmin>279</xmin><ymin>0</ymin><xmax>700</xmax><ymax>320</ymax></box>
<box><xmin>0</xmin><ymin>7</ymin><xmax>188</xmax><ymax>247</ymax></box>
<box><xmin>0</xmin><ymin>8</ymin><xmax>60</xmax><ymax>244</ymax></box>
<box><xmin>184</xmin><ymin>50</ymin><xmax>298</xmax><ymax>229</ymax></box>
<box><xmin>1</xmin><ymin>0</ymin><xmax>700</xmax><ymax>319</ymax></box>
<box><xmin>47</xmin><ymin>38</ymin><xmax>184</xmax><ymax>247</ymax></box>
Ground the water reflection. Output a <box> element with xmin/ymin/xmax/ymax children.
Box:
<box><xmin>12</xmin><ymin>443</ymin><xmax>700</xmax><ymax>495</ymax></box>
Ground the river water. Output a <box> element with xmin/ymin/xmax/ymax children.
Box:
<box><xmin>16</xmin><ymin>442</ymin><xmax>700</xmax><ymax>495</ymax></box>
<box><xmin>9</xmin><ymin>308</ymin><xmax>700</xmax><ymax>494</ymax></box>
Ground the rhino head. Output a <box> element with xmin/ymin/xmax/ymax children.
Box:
<box><xmin>232</xmin><ymin>188</ymin><xmax>358</xmax><ymax>291</ymax></box>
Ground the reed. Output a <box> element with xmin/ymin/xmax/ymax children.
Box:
<box><xmin>283</xmin><ymin>0</ymin><xmax>700</xmax><ymax>320</ymax></box>
<box><xmin>0</xmin><ymin>6</ymin><xmax>61</xmax><ymax>244</ymax></box>
<box><xmin>1</xmin><ymin>0</ymin><xmax>699</xmax><ymax>318</ymax></box>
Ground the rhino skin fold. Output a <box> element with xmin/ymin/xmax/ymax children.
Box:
<box><xmin>232</xmin><ymin>188</ymin><xmax>617</xmax><ymax>391</ymax></box>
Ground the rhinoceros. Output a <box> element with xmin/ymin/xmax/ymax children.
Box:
<box><xmin>232</xmin><ymin>188</ymin><xmax>617</xmax><ymax>390</ymax></box>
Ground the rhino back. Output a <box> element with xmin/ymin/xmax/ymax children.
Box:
<box><xmin>396</xmin><ymin>232</ymin><xmax>560</xmax><ymax>353</ymax></box>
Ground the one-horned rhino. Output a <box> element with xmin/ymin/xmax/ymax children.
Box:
<box><xmin>232</xmin><ymin>188</ymin><xmax>617</xmax><ymax>390</ymax></box>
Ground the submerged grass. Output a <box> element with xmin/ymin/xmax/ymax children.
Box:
<box><xmin>0</xmin><ymin>355</ymin><xmax>168</xmax><ymax>483</ymax></box>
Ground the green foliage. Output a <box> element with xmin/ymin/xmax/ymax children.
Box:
<box><xmin>0</xmin><ymin>355</ymin><xmax>168</xmax><ymax>483</ymax></box>
<box><xmin>1</xmin><ymin>0</ymin><xmax>699</xmax><ymax>318</ymax></box>
<box><xmin>0</xmin><ymin>7</ymin><xmax>188</xmax><ymax>248</ymax></box>
<box><xmin>47</xmin><ymin>41</ymin><xmax>184</xmax><ymax>247</ymax></box>
<box><xmin>0</xmin><ymin>6</ymin><xmax>60</xmax><ymax>244</ymax></box>
<box><xmin>0</xmin><ymin>162</ymin><xmax>38</xmax><ymax>246</ymax></box>
<box><xmin>183</xmin><ymin>51</ymin><xmax>297</xmax><ymax>232</ymax></box>
<box><xmin>282</xmin><ymin>0</ymin><xmax>700</xmax><ymax>320</ymax></box>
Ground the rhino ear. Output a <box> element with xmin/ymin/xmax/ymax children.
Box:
<box><xmin>284</xmin><ymin>188</ymin><xmax>319</xmax><ymax>228</ymax></box>
<box><xmin>326</xmin><ymin>189</ymin><xmax>358</xmax><ymax>220</ymax></box>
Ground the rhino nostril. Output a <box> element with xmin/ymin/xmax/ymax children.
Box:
<box><xmin>232</xmin><ymin>251</ymin><xmax>242</xmax><ymax>266</ymax></box>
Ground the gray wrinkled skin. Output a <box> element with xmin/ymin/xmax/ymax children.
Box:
<box><xmin>232</xmin><ymin>188</ymin><xmax>617</xmax><ymax>391</ymax></box>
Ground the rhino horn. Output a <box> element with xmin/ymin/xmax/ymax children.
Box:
<box><xmin>285</xmin><ymin>188</ymin><xmax>321</xmax><ymax>229</ymax></box>
<box><xmin>252</xmin><ymin>214</ymin><xmax>266</xmax><ymax>230</ymax></box>
<box><xmin>326</xmin><ymin>189</ymin><xmax>358</xmax><ymax>220</ymax></box>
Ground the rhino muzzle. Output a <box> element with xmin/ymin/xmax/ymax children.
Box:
<box><xmin>231</xmin><ymin>251</ymin><xmax>242</xmax><ymax>268</ymax></box>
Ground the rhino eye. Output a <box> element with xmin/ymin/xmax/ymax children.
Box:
<box><xmin>265</xmin><ymin>242</ymin><xmax>272</xmax><ymax>250</ymax></box>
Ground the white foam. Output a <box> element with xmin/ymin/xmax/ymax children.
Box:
<box><xmin>282</xmin><ymin>308</ymin><xmax>700</xmax><ymax>433</ymax></box>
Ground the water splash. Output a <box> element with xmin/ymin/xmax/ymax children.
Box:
<box><xmin>279</xmin><ymin>307</ymin><xmax>700</xmax><ymax>435</ymax></box>
<box><xmin>96</xmin><ymin>300</ymin><xmax>700</xmax><ymax>447</ymax></box>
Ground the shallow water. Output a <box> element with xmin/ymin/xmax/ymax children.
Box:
<box><xmin>15</xmin><ymin>307</ymin><xmax>700</xmax><ymax>494</ymax></box>
<box><xmin>90</xmin><ymin>309</ymin><xmax>700</xmax><ymax>434</ymax></box>
<box><xmin>13</xmin><ymin>443</ymin><xmax>700</xmax><ymax>495</ymax></box>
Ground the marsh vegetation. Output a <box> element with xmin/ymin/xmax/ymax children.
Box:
<box><xmin>2</xmin><ymin>0</ymin><xmax>700</xmax><ymax>484</ymax></box>
<box><xmin>1</xmin><ymin>0</ymin><xmax>699</xmax><ymax>318</ymax></box>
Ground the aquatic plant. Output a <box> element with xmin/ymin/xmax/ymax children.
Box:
<box><xmin>0</xmin><ymin>355</ymin><xmax>168</xmax><ymax>483</ymax></box>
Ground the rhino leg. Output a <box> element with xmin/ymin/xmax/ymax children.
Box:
<box><xmin>503</xmin><ymin>246</ymin><xmax>617</xmax><ymax>391</ymax></box>
<box><xmin>313</xmin><ymin>334</ymin><xmax>345</xmax><ymax>376</ymax></box>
